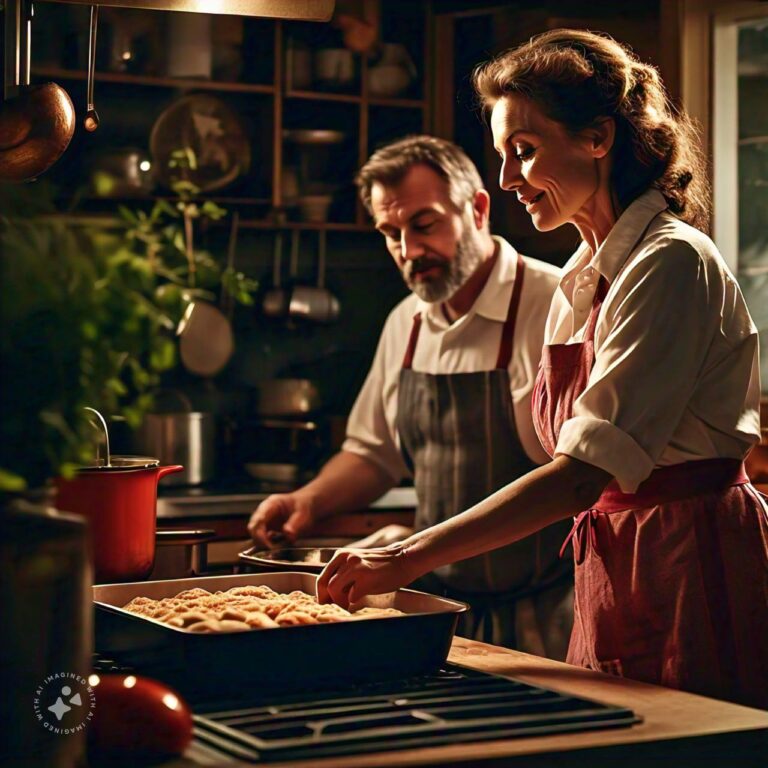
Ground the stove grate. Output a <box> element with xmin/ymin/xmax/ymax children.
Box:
<box><xmin>192</xmin><ymin>665</ymin><xmax>640</xmax><ymax>762</ymax></box>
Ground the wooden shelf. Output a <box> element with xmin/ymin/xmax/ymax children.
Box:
<box><xmin>37</xmin><ymin>212</ymin><xmax>374</xmax><ymax>233</ymax></box>
<box><xmin>32</xmin><ymin>67</ymin><xmax>275</xmax><ymax>95</ymax></box>
<box><xmin>239</xmin><ymin>220</ymin><xmax>374</xmax><ymax>232</ymax></box>
<box><xmin>286</xmin><ymin>89</ymin><xmax>362</xmax><ymax>104</ymax></box>
<box><xmin>285</xmin><ymin>88</ymin><xmax>426</xmax><ymax>109</ymax></box>
<box><xmin>368</xmin><ymin>96</ymin><xmax>426</xmax><ymax>109</ymax></box>
<box><xmin>72</xmin><ymin>195</ymin><xmax>272</xmax><ymax>206</ymax></box>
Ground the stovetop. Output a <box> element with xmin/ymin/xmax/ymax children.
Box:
<box><xmin>94</xmin><ymin>656</ymin><xmax>640</xmax><ymax>763</ymax></box>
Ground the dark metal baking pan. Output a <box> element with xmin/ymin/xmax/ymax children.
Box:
<box><xmin>238</xmin><ymin>545</ymin><xmax>337</xmax><ymax>573</ymax></box>
<box><xmin>93</xmin><ymin>573</ymin><xmax>467</xmax><ymax>698</ymax></box>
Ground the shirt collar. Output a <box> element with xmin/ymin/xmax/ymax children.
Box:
<box><xmin>588</xmin><ymin>188</ymin><xmax>669</xmax><ymax>283</ymax></box>
<box><xmin>416</xmin><ymin>236</ymin><xmax>518</xmax><ymax>325</ymax></box>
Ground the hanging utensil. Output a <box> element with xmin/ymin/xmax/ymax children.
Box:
<box><xmin>177</xmin><ymin>301</ymin><xmax>234</xmax><ymax>378</ymax></box>
<box><xmin>0</xmin><ymin>0</ymin><xmax>75</xmax><ymax>182</ymax></box>
<box><xmin>288</xmin><ymin>230</ymin><xmax>340</xmax><ymax>323</ymax></box>
<box><xmin>83</xmin><ymin>5</ymin><xmax>100</xmax><ymax>132</ymax></box>
<box><xmin>262</xmin><ymin>231</ymin><xmax>289</xmax><ymax>318</ymax></box>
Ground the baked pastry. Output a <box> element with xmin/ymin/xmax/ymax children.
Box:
<box><xmin>121</xmin><ymin>585</ymin><xmax>403</xmax><ymax>633</ymax></box>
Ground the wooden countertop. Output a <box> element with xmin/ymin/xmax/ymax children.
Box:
<box><xmin>174</xmin><ymin>636</ymin><xmax>768</xmax><ymax>768</ymax></box>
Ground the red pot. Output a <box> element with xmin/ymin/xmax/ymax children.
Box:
<box><xmin>55</xmin><ymin>457</ymin><xmax>183</xmax><ymax>583</ymax></box>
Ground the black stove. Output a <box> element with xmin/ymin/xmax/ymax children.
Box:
<box><xmin>94</xmin><ymin>656</ymin><xmax>640</xmax><ymax>763</ymax></box>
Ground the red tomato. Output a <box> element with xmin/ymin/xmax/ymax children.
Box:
<box><xmin>87</xmin><ymin>674</ymin><xmax>193</xmax><ymax>757</ymax></box>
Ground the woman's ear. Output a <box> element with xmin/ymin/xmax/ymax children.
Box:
<box><xmin>584</xmin><ymin>117</ymin><xmax>616</xmax><ymax>159</ymax></box>
<box><xmin>472</xmin><ymin>188</ymin><xmax>491</xmax><ymax>229</ymax></box>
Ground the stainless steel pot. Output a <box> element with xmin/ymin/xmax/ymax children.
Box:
<box><xmin>253</xmin><ymin>379</ymin><xmax>321</xmax><ymax>416</ymax></box>
<box><xmin>135</xmin><ymin>394</ymin><xmax>216</xmax><ymax>486</ymax></box>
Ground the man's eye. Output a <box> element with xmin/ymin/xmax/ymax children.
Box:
<box><xmin>414</xmin><ymin>221</ymin><xmax>436</xmax><ymax>232</ymax></box>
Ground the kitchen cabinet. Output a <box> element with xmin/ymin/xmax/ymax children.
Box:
<box><xmin>29</xmin><ymin>1</ymin><xmax>432</xmax><ymax>231</ymax></box>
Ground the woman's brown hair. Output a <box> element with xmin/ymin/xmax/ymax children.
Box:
<box><xmin>473</xmin><ymin>29</ymin><xmax>710</xmax><ymax>230</ymax></box>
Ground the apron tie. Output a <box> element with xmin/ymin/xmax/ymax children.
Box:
<box><xmin>559</xmin><ymin>508</ymin><xmax>600</xmax><ymax>565</ymax></box>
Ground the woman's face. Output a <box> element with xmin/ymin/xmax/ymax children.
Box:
<box><xmin>490</xmin><ymin>94</ymin><xmax>602</xmax><ymax>232</ymax></box>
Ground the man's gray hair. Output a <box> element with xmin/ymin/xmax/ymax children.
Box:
<box><xmin>356</xmin><ymin>135</ymin><xmax>485</xmax><ymax>215</ymax></box>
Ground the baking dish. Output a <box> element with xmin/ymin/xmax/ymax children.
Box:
<box><xmin>93</xmin><ymin>572</ymin><xmax>467</xmax><ymax>697</ymax></box>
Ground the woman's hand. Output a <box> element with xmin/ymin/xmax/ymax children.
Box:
<box><xmin>316</xmin><ymin>543</ymin><xmax>417</xmax><ymax>609</ymax></box>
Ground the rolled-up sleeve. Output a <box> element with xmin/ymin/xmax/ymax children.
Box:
<box><xmin>342</xmin><ymin>315</ymin><xmax>411</xmax><ymax>484</ymax></box>
<box><xmin>555</xmin><ymin>240</ymin><xmax>713</xmax><ymax>492</ymax></box>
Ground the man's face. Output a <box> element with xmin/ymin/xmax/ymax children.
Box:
<box><xmin>370</xmin><ymin>164</ymin><xmax>485</xmax><ymax>303</ymax></box>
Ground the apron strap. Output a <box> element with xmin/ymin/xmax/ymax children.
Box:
<box><xmin>402</xmin><ymin>253</ymin><xmax>527</xmax><ymax>371</ymax></box>
<box><xmin>401</xmin><ymin>313</ymin><xmax>423</xmax><ymax>370</ymax></box>
<box><xmin>495</xmin><ymin>253</ymin><xmax>526</xmax><ymax>370</ymax></box>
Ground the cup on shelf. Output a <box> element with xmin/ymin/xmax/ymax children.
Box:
<box><xmin>314</xmin><ymin>48</ymin><xmax>355</xmax><ymax>89</ymax></box>
<box><xmin>298</xmin><ymin>195</ymin><xmax>333</xmax><ymax>223</ymax></box>
<box><xmin>368</xmin><ymin>43</ymin><xmax>416</xmax><ymax>97</ymax></box>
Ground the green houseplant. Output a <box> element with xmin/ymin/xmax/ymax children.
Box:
<box><xmin>0</xmin><ymin>160</ymin><xmax>257</xmax><ymax>493</ymax></box>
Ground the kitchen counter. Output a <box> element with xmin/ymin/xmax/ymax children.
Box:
<box><xmin>155</xmin><ymin>486</ymin><xmax>417</xmax><ymax>551</ymax></box>
<box><xmin>165</xmin><ymin>637</ymin><xmax>767</xmax><ymax>767</ymax></box>
<box><xmin>156</xmin><ymin>486</ymin><xmax>418</xmax><ymax>520</ymax></box>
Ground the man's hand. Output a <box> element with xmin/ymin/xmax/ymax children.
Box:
<box><xmin>247</xmin><ymin>494</ymin><xmax>316</xmax><ymax>548</ymax></box>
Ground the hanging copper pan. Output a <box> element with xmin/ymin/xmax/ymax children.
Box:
<box><xmin>0</xmin><ymin>1</ymin><xmax>76</xmax><ymax>182</ymax></box>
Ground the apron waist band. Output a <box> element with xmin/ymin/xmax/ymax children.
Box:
<box><xmin>594</xmin><ymin>457</ymin><xmax>749</xmax><ymax>514</ymax></box>
<box><xmin>560</xmin><ymin>458</ymin><xmax>750</xmax><ymax>562</ymax></box>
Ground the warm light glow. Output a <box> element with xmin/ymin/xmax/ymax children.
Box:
<box><xmin>139</xmin><ymin>160</ymin><xmax>151</xmax><ymax>172</ymax></box>
<box><xmin>88</xmin><ymin>674</ymin><xmax>100</xmax><ymax>687</ymax></box>
<box><xmin>162</xmin><ymin>693</ymin><xmax>180</xmax><ymax>710</ymax></box>
<box><xmin>39</xmin><ymin>1</ymin><xmax>333</xmax><ymax>23</ymax></box>
<box><xmin>121</xmin><ymin>51</ymin><xmax>133</xmax><ymax>61</ymax></box>
<box><xmin>123</xmin><ymin>675</ymin><xmax>138</xmax><ymax>688</ymax></box>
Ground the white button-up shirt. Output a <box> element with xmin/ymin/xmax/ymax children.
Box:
<box><xmin>549</xmin><ymin>189</ymin><xmax>761</xmax><ymax>493</ymax></box>
<box><xmin>342</xmin><ymin>236</ymin><xmax>561</xmax><ymax>481</ymax></box>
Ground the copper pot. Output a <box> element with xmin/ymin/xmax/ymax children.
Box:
<box><xmin>0</xmin><ymin>3</ymin><xmax>76</xmax><ymax>183</ymax></box>
<box><xmin>0</xmin><ymin>83</ymin><xmax>76</xmax><ymax>182</ymax></box>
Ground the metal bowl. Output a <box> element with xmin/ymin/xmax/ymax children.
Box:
<box><xmin>238</xmin><ymin>545</ymin><xmax>339</xmax><ymax>573</ymax></box>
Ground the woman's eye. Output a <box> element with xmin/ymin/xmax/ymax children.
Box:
<box><xmin>514</xmin><ymin>146</ymin><xmax>535</xmax><ymax>161</ymax></box>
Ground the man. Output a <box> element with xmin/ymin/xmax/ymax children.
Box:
<box><xmin>249</xmin><ymin>135</ymin><xmax>571</xmax><ymax>657</ymax></box>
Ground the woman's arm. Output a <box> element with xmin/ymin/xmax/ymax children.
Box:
<box><xmin>317</xmin><ymin>455</ymin><xmax>612</xmax><ymax>607</ymax></box>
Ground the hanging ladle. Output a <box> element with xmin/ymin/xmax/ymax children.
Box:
<box><xmin>83</xmin><ymin>5</ymin><xmax>99</xmax><ymax>132</ymax></box>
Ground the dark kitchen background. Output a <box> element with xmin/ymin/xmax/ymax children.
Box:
<box><xmin>1</xmin><ymin>0</ymin><xmax>767</xmax><ymax>547</ymax></box>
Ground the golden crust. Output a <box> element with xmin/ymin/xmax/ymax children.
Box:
<box><xmin>121</xmin><ymin>586</ymin><xmax>403</xmax><ymax>633</ymax></box>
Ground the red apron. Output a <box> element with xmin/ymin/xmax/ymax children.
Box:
<box><xmin>532</xmin><ymin>277</ymin><xmax>768</xmax><ymax>709</ymax></box>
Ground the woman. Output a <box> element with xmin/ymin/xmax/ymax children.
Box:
<box><xmin>318</xmin><ymin>29</ymin><xmax>768</xmax><ymax>708</ymax></box>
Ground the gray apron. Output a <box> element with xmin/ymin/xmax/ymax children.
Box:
<box><xmin>396</xmin><ymin>254</ymin><xmax>573</xmax><ymax>652</ymax></box>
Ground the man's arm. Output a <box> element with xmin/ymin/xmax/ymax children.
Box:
<box><xmin>248</xmin><ymin>451</ymin><xmax>394</xmax><ymax>545</ymax></box>
<box><xmin>293</xmin><ymin>450</ymin><xmax>395</xmax><ymax>521</ymax></box>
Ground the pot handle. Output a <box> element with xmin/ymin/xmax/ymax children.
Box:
<box><xmin>157</xmin><ymin>465</ymin><xmax>185</xmax><ymax>480</ymax></box>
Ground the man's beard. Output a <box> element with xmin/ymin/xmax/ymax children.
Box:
<box><xmin>403</xmin><ymin>222</ymin><xmax>486</xmax><ymax>303</ymax></box>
